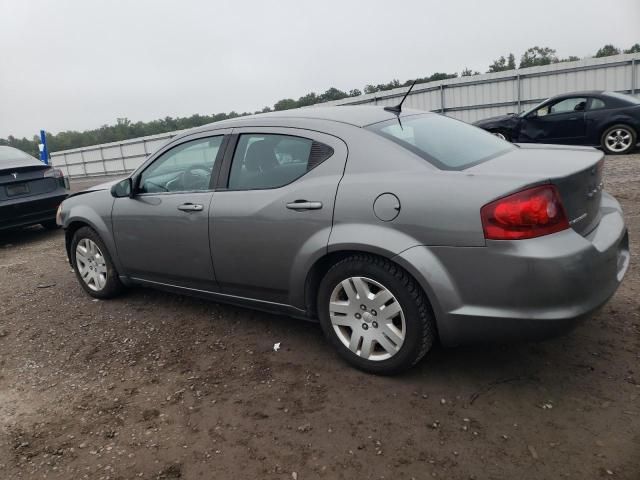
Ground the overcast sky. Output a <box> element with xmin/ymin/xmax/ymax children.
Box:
<box><xmin>1</xmin><ymin>0</ymin><xmax>638</xmax><ymax>138</ymax></box>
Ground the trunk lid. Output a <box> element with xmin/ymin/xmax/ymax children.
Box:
<box><xmin>0</xmin><ymin>164</ymin><xmax>58</xmax><ymax>201</ymax></box>
<box><xmin>467</xmin><ymin>143</ymin><xmax>604</xmax><ymax>236</ymax></box>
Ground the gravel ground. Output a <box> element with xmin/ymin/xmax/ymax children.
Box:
<box><xmin>1</xmin><ymin>154</ymin><xmax>639</xmax><ymax>480</ymax></box>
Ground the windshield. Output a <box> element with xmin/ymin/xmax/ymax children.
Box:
<box><xmin>519</xmin><ymin>100</ymin><xmax>546</xmax><ymax>117</ymax></box>
<box><xmin>366</xmin><ymin>113</ymin><xmax>514</xmax><ymax>170</ymax></box>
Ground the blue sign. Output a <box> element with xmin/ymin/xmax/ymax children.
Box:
<box><xmin>39</xmin><ymin>129</ymin><xmax>49</xmax><ymax>165</ymax></box>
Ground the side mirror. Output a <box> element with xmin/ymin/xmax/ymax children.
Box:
<box><xmin>111</xmin><ymin>178</ymin><xmax>134</xmax><ymax>198</ymax></box>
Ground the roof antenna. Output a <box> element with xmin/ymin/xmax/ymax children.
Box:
<box><xmin>384</xmin><ymin>80</ymin><xmax>417</xmax><ymax>114</ymax></box>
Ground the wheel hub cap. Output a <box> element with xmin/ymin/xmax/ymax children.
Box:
<box><xmin>75</xmin><ymin>238</ymin><xmax>107</xmax><ymax>291</ymax></box>
<box><xmin>329</xmin><ymin>276</ymin><xmax>406</xmax><ymax>361</ymax></box>
<box><xmin>606</xmin><ymin>129</ymin><xmax>631</xmax><ymax>152</ymax></box>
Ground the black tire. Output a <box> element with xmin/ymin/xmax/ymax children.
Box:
<box><xmin>491</xmin><ymin>129</ymin><xmax>511</xmax><ymax>142</ymax></box>
<box><xmin>70</xmin><ymin>226</ymin><xmax>123</xmax><ymax>299</ymax></box>
<box><xmin>317</xmin><ymin>254</ymin><xmax>436</xmax><ymax>375</ymax></box>
<box><xmin>601</xmin><ymin>124</ymin><xmax>636</xmax><ymax>155</ymax></box>
<box><xmin>41</xmin><ymin>220</ymin><xmax>60</xmax><ymax>230</ymax></box>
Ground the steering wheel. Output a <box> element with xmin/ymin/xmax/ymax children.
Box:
<box><xmin>180</xmin><ymin>163</ymin><xmax>213</xmax><ymax>191</ymax></box>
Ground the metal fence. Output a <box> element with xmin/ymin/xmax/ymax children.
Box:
<box><xmin>51</xmin><ymin>53</ymin><xmax>640</xmax><ymax>178</ymax></box>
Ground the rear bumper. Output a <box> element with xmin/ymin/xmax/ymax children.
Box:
<box><xmin>396</xmin><ymin>192</ymin><xmax>629</xmax><ymax>346</ymax></box>
<box><xmin>0</xmin><ymin>190</ymin><xmax>68</xmax><ymax>230</ymax></box>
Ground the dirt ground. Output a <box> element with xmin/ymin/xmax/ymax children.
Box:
<box><xmin>1</xmin><ymin>154</ymin><xmax>639</xmax><ymax>480</ymax></box>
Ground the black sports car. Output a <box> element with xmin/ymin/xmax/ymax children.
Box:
<box><xmin>0</xmin><ymin>146</ymin><xmax>69</xmax><ymax>231</ymax></box>
<box><xmin>473</xmin><ymin>90</ymin><xmax>640</xmax><ymax>155</ymax></box>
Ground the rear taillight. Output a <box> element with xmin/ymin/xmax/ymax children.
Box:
<box><xmin>481</xmin><ymin>184</ymin><xmax>569</xmax><ymax>240</ymax></box>
<box><xmin>44</xmin><ymin>168</ymin><xmax>64</xmax><ymax>179</ymax></box>
<box><xmin>44</xmin><ymin>167</ymin><xmax>69</xmax><ymax>189</ymax></box>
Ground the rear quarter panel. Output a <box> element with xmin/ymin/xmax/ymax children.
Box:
<box><xmin>586</xmin><ymin>105</ymin><xmax>640</xmax><ymax>145</ymax></box>
<box><xmin>329</xmin><ymin>128</ymin><xmax>538</xmax><ymax>254</ymax></box>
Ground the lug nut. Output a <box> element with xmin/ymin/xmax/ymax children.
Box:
<box><xmin>355</xmin><ymin>313</ymin><xmax>361</xmax><ymax>319</ymax></box>
<box><xmin>360</xmin><ymin>305</ymin><xmax>367</xmax><ymax>311</ymax></box>
<box><xmin>371</xmin><ymin>309</ymin><xmax>377</xmax><ymax>316</ymax></box>
<box><xmin>362</xmin><ymin>323</ymin><xmax>369</xmax><ymax>330</ymax></box>
<box><xmin>372</xmin><ymin>321</ymin><xmax>378</xmax><ymax>328</ymax></box>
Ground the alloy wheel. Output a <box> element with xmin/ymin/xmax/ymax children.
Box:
<box><xmin>329</xmin><ymin>276</ymin><xmax>406</xmax><ymax>361</ymax></box>
<box><xmin>75</xmin><ymin>238</ymin><xmax>108</xmax><ymax>291</ymax></box>
<box><xmin>605</xmin><ymin>128</ymin><xmax>632</xmax><ymax>153</ymax></box>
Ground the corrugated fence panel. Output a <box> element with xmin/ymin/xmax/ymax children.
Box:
<box><xmin>51</xmin><ymin>54</ymin><xmax>640</xmax><ymax>178</ymax></box>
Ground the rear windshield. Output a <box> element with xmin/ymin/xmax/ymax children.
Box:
<box><xmin>366</xmin><ymin>113</ymin><xmax>514</xmax><ymax>170</ymax></box>
<box><xmin>0</xmin><ymin>146</ymin><xmax>41</xmax><ymax>166</ymax></box>
<box><xmin>605</xmin><ymin>91</ymin><xmax>640</xmax><ymax>105</ymax></box>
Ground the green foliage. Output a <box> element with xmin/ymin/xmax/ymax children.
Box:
<box><xmin>461</xmin><ymin>67</ymin><xmax>480</xmax><ymax>76</ymax></box>
<box><xmin>624</xmin><ymin>43</ymin><xmax>640</xmax><ymax>54</ymax></box>
<box><xmin>519</xmin><ymin>46</ymin><xmax>558</xmax><ymax>68</ymax></box>
<box><xmin>559</xmin><ymin>55</ymin><xmax>581</xmax><ymax>62</ymax></box>
<box><xmin>595</xmin><ymin>44</ymin><xmax>621</xmax><ymax>57</ymax></box>
<box><xmin>487</xmin><ymin>53</ymin><xmax>515</xmax><ymax>73</ymax></box>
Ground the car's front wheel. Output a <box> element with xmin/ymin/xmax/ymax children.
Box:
<box><xmin>317</xmin><ymin>254</ymin><xmax>436</xmax><ymax>375</ymax></box>
<box><xmin>601</xmin><ymin>124</ymin><xmax>636</xmax><ymax>155</ymax></box>
<box><xmin>71</xmin><ymin>226</ymin><xmax>123</xmax><ymax>299</ymax></box>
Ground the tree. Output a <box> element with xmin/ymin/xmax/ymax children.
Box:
<box><xmin>273</xmin><ymin>98</ymin><xmax>297</xmax><ymax>111</ymax></box>
<box><xmin>559</xmin><ymin>55</ymin><xmax>580</xmax><ymax>63</ymax></box>
<box><xmin>348</xmin><ymin>89</ymin><xmax>362</xmax><ymax>97</ymax></box>
<box><xmin>461</xmin><ymin>67</ymin><xmax>480</xmax><ymax>76</ymax></box>
<box><xmin>487</xmin><ymin>53</ymin><xmax>515</xmax><ymax>73</ymax></box>
<box><xmin>519</xmin><ymin>46</ymin><xmax>557</xmax><ymax>68</ymax></box>
<box><xmin>595</xmin><ymin>44</ymin><xmax>621</xmax><ymax>57</ymax></box>
<box><xmin>624</xmin><ymin>43</ymin><xmax>640</xmax><ymax>54</ymax></box>
<box><xmin>363</xmin><ymin>84</ymin><xmax>379</xmax><ymax>94</ymax></box>
<box><xmin>318</xmin><ymin>87</ymin><xmax>349</xmax><ymax>103</ymax></box>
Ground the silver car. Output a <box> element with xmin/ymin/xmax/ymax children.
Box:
<box><xmin>57</xmin><ymin>106</ymin><xmax>629</xmax><ymax>374</ymax></box>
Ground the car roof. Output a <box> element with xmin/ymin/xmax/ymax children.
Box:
<box><xmin>188</xmin><ymin>105</ymin><xmax>430</xmax><ymax>133</ymax></box>
<box><xmin>549</xmin><ymin>90</ymin><xmax>604</xmax><ymax>100</ymax></box>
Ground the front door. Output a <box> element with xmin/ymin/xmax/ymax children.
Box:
<box><xmin>112</xmin><ymin>131</ymin><xmax>229</xmax><ymax>290</ymax></box>
<box><xmin>519</xmin><ymin>96</ymin><xmax>587</xmax><ymax>144</ymax></box>
<box><xmin>210</xmin><ymin>128</ymin><xmax>347</xmax><ymax>305</ymax></box>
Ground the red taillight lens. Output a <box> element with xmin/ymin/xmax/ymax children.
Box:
<box><xmin>481</xmin><ymin>185</ymin><xmax>569</xmax><ymax>240</ymax></box>
<box><xmin>44</xmin><ymin>168</ymin><xmax>64</xmax><ymax>179</ymax></box>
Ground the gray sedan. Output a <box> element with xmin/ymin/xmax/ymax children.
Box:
<box><xmin>57</xmin><ymin>106</ymin><xmax>629</xmax><ymax>374</ymax></box>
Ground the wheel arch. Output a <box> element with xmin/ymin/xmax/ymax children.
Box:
<box><xmin>63</xmin><ymin>210</ymin><xmax>122</xmax><ymax>273</ymax></box>
<box><xmin>599</xmin><ymin>119</ymin><xmax>638</xmax><ymax>140</ymax></box>
<box><xmin>303</xmin><ymin>248</ymin><xmax>440</xmax><ymax>329</ymax></box>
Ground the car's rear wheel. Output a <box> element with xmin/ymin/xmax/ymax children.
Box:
<box><xmin>317</xmin><ymin>254</ymin><xmax>436</xmax><ymax>375</ymax></box>
<box><xmin>71</xmin><ymin>226</ymin><xmax>123</xmax><ymax>299</ymax></box>
<box><xmin>601</xmin><ymin>124</ymin><xmax>636</xmax><ymax>155</ymax></box>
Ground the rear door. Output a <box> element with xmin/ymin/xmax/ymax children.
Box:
<box><xmin>519</xmin><ymin>97</ymin><xmax>588</xmax><ymax>144</ymax></box>
<box><xmin>210</xmin><ymin>127</ymin><xmax>347</xmax><ymax>305</ymax></box>
<box><xmin>112</xmin><ymin>130</ymin><xmax>230</xmax><ymax>290</ymax></box>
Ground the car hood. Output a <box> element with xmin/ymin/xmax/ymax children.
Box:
<box><xmin>473</xmin><ymin>113</ymin><xmax>517</xmax><ymax>127</ymax></box>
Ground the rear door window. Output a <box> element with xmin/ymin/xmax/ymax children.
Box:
<box><xmin>228</xmin><ymin>134</ymin><xmax>333</xmax><ymax>189</ymax></box>
<box><xmin>366</xmin><ymin>114</ymin><xmax>513</xmax><ymax>170</ymax></box>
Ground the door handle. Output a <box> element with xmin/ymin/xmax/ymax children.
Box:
<box><xmin>177</xmin><ymin>203</ymin><xmax>204</xmax><ymax>212</ymax></box>
<box><xmin>286</xmin><ymin>200</ymin><xmax>323</xmax><ymax>211</ymax></box>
